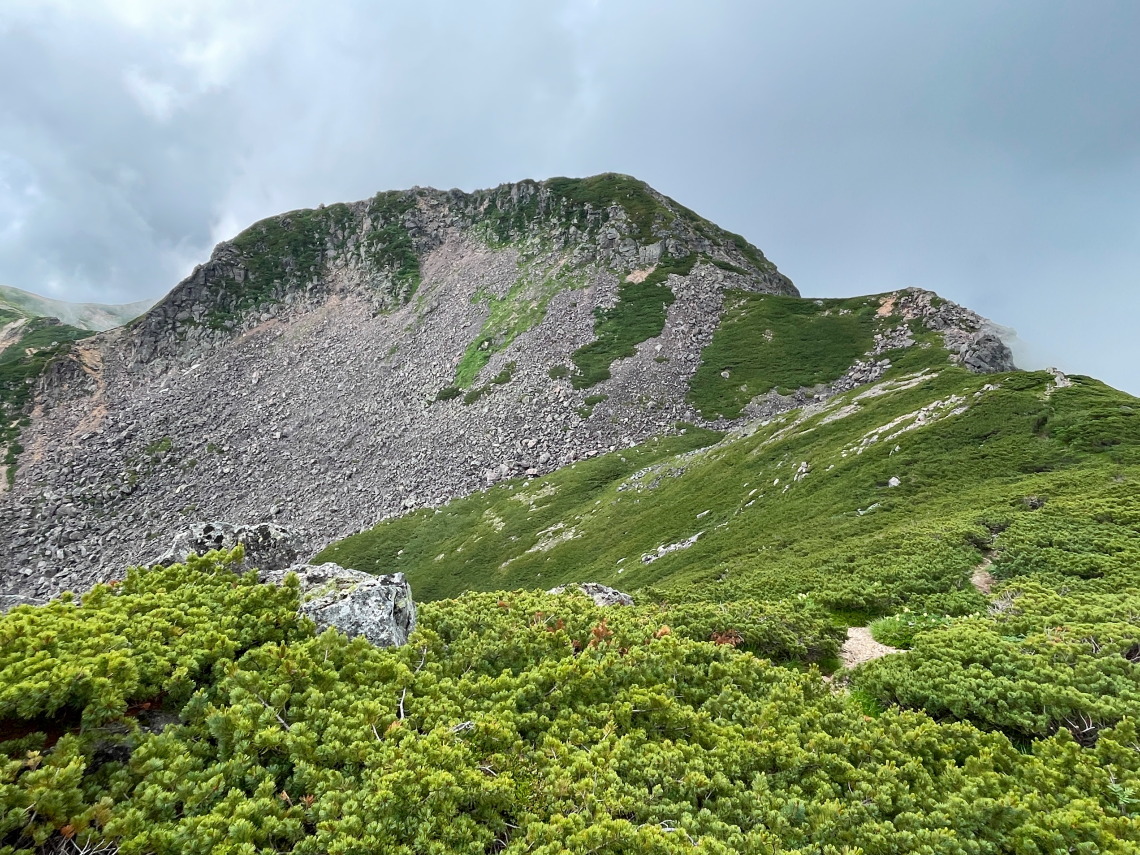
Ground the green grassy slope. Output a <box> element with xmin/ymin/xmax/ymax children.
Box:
<box><xmin>689</xmin><ymin>293</ymin><xmax>880</xmax><ymax>417</ymax></box>
<box><xmin>321</xmin><ymin>369</ymin><xmax>1138</xmax><ymax>614</ymax></box>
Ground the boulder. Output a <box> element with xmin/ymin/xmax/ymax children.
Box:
<box><xmin>263</xmin><ymin>563</ymin><xmax>416</xmax><ymax>648</ymax></box>
<box><xmin>960</xmin><ymin>332</ymin><xmax>1016</xmax><ymax>374</ymax></box>
<box><xmin>0</xmin><ymin>594</ymin><xmax>44</xmax><ymax>615</ymax></box>
<box><xmin>548</xmin><ymin>582</ymin><xmax>634</xmax><ymax>607</ymax></box>
<box><xmin>154</xmin><ymin>522</ymin><xmax>308</xmax><ymax>574</ymax></box>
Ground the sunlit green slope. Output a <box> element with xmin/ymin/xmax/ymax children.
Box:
<box><xmin>320</xmin><ymin>368</ymin><xmax>1140</xmax><ymax>615</ymax></box>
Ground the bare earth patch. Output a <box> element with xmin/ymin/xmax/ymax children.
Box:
<box><xmin>625</xmin><ymin>266</ymin><xmax>656</xmax><ymax>284</ymax></box>
<box><xmin>840</xmin><ymin>626</ymin><xmax>901</xmax><ymax>669</ymax></box>
<box><xmin>971</xmin><ymin>556</ymin><xmax>995</xmax><ymax>594</ymax></box>
<box><xmin>0</xmin><ymin>318</ymin><xmax>28</xmax><ymax>354</ymax></box>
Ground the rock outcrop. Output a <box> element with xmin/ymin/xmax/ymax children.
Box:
<box><xmin>0</xmin><ymin>593</ymin><xmax>44</xmax><ymax>614</ymax></box>
<box><xmin>894</xmin><ymin>289</ymin><xmax>1015</xmax><ymax>374</ymax></box>
<box><xmin>548</xmin><ymin>582</ymin><xmax>634</xmax><ymax>607</ymax></box>
<box><xmin>262</xmin><ymin>563</ymin><xmax>416</xmax><ymax>648</ymax></box>
<box><xmin>154</xmin><ymin>522</ymin><xmax>310</xmax><ymax>574</ymax></box>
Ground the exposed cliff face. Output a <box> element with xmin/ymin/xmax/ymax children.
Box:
<box><xmin>124</xmin><ymin>176</ymin><xmax>794</xmax><ymax>374</ymax></box>
<box><xmin>0</xmin><ymin>175</ymin><xmax>1014</xmax><ymax>597</ymax></box>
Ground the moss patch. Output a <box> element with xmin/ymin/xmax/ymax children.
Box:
<box><xmin>571</xmin><ymin>255</ymin><xmax>697</xmax><ymax>389</ymax></box>
<box><xmin>689</xmin><ymin>294</ymin><xmax>883</xmax><ymax>418</ymax></box>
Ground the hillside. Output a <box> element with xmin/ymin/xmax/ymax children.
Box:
<box><xmin>8</xmin><ymin>175</ymin><xmax>1140</xmax><ymax>853</ymax></box>
<box><xmin>0</xmin><ymin>285</ymin><xmax>154</xmax><ymax>332</ymax></box>
<box><xmin>0</xmin><ymin>176</ymin><xmax>1009</xmax><ymax>598</ymax></box>
<box><xmin>318</xmin><ymin>368</ymin><xmax>1138</xmax><ymax>613</ymax></box>
<box><xmin>0</xmin><ymin>314</ymin><xmax>95</xmax><ymax>491</ymax></box>
<box><xmin>0</xmin><ymin>288</ymin><xmax>153</xmax><ymax>494</ymax></box>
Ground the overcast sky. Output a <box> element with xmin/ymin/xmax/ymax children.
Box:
<box><xmin>1</xmin><ymin>1</ymin><xmax>1137</xmax><ymax>392</ymax></box>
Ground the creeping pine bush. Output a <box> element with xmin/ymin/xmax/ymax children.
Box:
<box><xmin>4</xmin><ymin>574</ymin><xmax>1140</xmax><ymax>853</ymax></box>
<box><xmin>0</xmin><ymin>549</ymin><xmax>307</xmax><ymax>851</ymax></box>
<box><xmin>855</xmin><ymin>583</ymin><xmax>1140</xmax><ymax>743</ymax></box>
<box><xmin>0</xmin><ymin>549</ymin><xmax>304</xmax><ymax>729</ymax></box>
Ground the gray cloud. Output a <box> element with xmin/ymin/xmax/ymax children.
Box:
<box><xmin>0</xmin><ymin>0</ymin><xmax>1137</xmax><ymax>392</ymax></box>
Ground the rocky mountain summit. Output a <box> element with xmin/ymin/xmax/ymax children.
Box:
<box><xmin>0</xmin><ymin>174</ymin><xmax>1013</xmax><ymax>598</ymax></box>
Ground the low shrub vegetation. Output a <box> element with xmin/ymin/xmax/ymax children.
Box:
<box><xmin>6</xmin><ymin>351</ymin><xmax>1140</xmax><ymax>851</ymax></box>
<box><xmin>571</xmin><ymin>255</ymin><xmax>696</xmax><ymax>388</ymax></box>
<box><xmin>4</xmin><ymin>556</ymin><xmax>1140</xmax><ymax>853</ymax></box>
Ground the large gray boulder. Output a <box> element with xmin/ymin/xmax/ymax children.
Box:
<box><xmin>0</xmin><ymin>594</ymin><xmax>44</xmax><ymax>615</ymax></box>
<box><xmin>959</xmin><ymin>331</ymin><xmax>1016</xmax><ymax>374</ymax></box>
<box><xmin>547</xmin><ymin>582</ymin><xmax>634</xmax><ymax>607</ymax></box>
<box><xmin>154</xmin><ymin>522</ymin><xmax>308</xmax><ymax>574</ymax></box>
<box><xmin>262</xmin><ymin>563</ymin><xmax>416</xmax><ymax>648</ymax></box>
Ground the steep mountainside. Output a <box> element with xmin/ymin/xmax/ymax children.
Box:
<box><xmin>0</xmin><ymin>314</ymin><xmax>96</xmax><ymax>494</ymax></box>
<box><xmin>1</xmin><ymin>289</ymin><xmax>151</xmax><ymax>500</ymax></box>
<box><xmin>0</xmin><ymin>175</ymin><xmax>1011</xmax><ymax>597</ymax></box>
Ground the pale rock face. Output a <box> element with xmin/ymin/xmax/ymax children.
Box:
<box><xmin>548</xmin><ymin>582</ymin><xmax>634</xmax><ymax>607</ymax></box>
<box><xmin>262</xmin><ymin>563</ymin><xmax>416</xmax><ymax>648</ymax></box>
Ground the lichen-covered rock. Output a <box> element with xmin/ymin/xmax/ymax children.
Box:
<box><xmin>154</xmin><ymin>522</ymin><xmax>308</xmax><ymax>574</ymax></box>
<box><xmin>548</xmin><ymin>582</ymin><xmax>634</xmax><ymax>607</ymax></box>
<box><xmin>264</xmin><ymin>563</ymin><xmax>416</xmax><ymax>648</ymax></box>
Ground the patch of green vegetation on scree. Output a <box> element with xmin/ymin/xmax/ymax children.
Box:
<box><xmin>0</xmin><ymin>319</ymin><xmax>95</xmax><ymax>482</ymax></box>
<box><xmin>313</xmin><ymin>425</ymin><xmax>724</xmax><ymax>601</ymax></box>
<box><xmin>454</xmin><ymin>269</ymin><xmax>584</xmax><ymax>388</ymax></box>
<box><xmin>689</xmin><ymin>293</ymin><xmax>883</xmax><ymax>418</ymax></box>
<box><xmin>570</xmin><ymin>254</ymin><xmax>697</xmax><ymax>389</ymax></box>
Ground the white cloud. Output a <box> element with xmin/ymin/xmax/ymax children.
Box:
<box><xmin>122</xmin><ymin>69</ymin><xmax>184</xmax><ymax>122</ymax></box>
<box><xmin>0</xmin><ymin>0</ymin><xmax>1137</xmax><ymax>391</ymax></box>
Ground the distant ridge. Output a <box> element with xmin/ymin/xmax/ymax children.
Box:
<box><xmin>0</xmin><ymin>284</ymin><xmax>154</xmax><ymax>331</ymax></box>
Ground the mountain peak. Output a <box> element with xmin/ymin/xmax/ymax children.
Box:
<box><xmin>124</xmin><ymin>175</ymin><xmax>796</xmax><ymax>372</ymax></box>
<box><xmin>1</xmin><ymin>177</ymin><xmax>1012</xmax><ymax>596</ymax></box>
